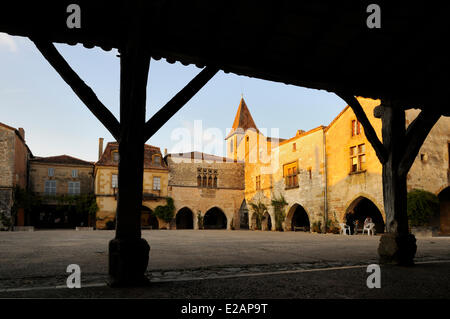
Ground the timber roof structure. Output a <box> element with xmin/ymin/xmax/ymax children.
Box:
<box><xmin>1</xmin><ymin>1</ymin><xmax>449</xmax><ymax>115</ymax></box>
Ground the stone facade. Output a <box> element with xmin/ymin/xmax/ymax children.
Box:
<box><xmin>221</xmin><ymin>97</ymin><xmax>450</xmax><ymax>234</ymax></box>
<box><xmin>29</xmin><ymin>156</ymin><xmax>94</xmax><ymax>197</ymax></box>
<box><xmin>95</xmin><ymin>142</ymin><xmax>169</xmax><ymax>229</ymax></box>
<box><xmin>0</xmin><ymin>123</ymin><xmax>30</xmax><ymax>229</ymax></box>
<box><xmin>28</xmin><ymin>155</ymin><xmax>94</xmax><ymax>228</ymax></box>
<box><xmin>2</xmin><ymin>97</ymin><xmax>448</xmax><ymax>233</ymax></box>
<box><xmin>166</xmin><ymin>152</ymin><xmax>244</xmax><ymax>230</ymax></box>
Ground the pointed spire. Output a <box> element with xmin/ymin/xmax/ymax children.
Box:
<box><xmin>226</xmin><ymin>97</ymin><xmax>259</xmax><ymax>139</ymax></box>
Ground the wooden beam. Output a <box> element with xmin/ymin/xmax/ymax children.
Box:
<box><xmin>143</xmin><ymin>67</ymin><xmax>218</xmax><ymax>142</ymax></box>
<box><xmin>335</xmin><ymin>92</ymin><xmax>388</xmax><ymax>164</ymax></box>
<box><xmin>398</xmin><ymin>109</ymin><xmax>441</xmax><ymax>177</ymax></box>
<box><xmin>32</xmin><ymin>39</ymin><xmax>121</xmax><ymax>141</ymax></box>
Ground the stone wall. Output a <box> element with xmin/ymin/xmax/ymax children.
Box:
<box><xmin>166</xmin><ymin>155</ymin><xmax>244</xmax><ymax>230</ymax></box>
<box><xmin>271</xmin><ymin>127</ymin><xmax>326</xmax><ymax>230</ymax></box>
<box><xmin>325</xmin><ymin>98</ymin><xmax>385</xmax><ymax>224</ymax></box>
<box><xmin>0</xmin><ymin>126</ymin><xmax>15</xmax><ymax>229</ymax></box>
<box><xmin>29</xmin><ymin>162</ymin><xmax>94</xmax><ymax>196</ymax></box>
<box><xmin>0</xmin><ymin>126</ymin><xmax>15</xmax><ymax>188</ymax></box>
<box><xmin>94</xmin><ymin>165</ymin><xmax>169</xmax><ymax>229</ymax></box>
<box><xmin>406</xmin><ymin>109</ymin><xmax>450</xmax><ymax>195</ymax></box>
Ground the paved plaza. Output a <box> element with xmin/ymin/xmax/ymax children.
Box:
<box><xmin>0</xmin><ymin>229</ymin><xmax>449</xmax><ymax>293</ymax></box>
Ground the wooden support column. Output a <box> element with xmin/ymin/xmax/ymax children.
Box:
<box><xmin>108</xmin><ymin>40</ymin><xmax>151</xmax><ymax>286</ymax></box>
<box><xmin>377</xmin><ymin>102</ymin><xmax>416</xmax><ymax>265</ymax></box>
<box><xmin>337</xmin><ymin>94</ymin><xmax>441</xmax><ymax>266</ymax></box>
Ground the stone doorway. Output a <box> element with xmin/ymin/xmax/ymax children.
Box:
<box><xmin>141</xmin><ymin>206</ymin><xmax>159</xmax><ymax>229</ymax></box>
<box><xmin>176</xmin><ymin>207</ymin><xmax>194</xmax><ymax>229</ymax></box>
<box><xmin>345</xmin><ymin>197</ymin><xmax>385</xmax><ymax>234</ymax></box>
<box><xmin>204</xmin><ymin>207</ymin><xmax>227</xmax><ymax>229</ymax></box>
<box><xmin>238</xmin><ymin>200</ymin><xmax>249</xmax><ymax>230</ymax></box>
<box><xmin>262</xmin><ymin>212</ymin><xmax>272</xmax><ymax>231</ymax></box>
<box><xmin>286</xmin><ymin>204</ymin><xmax>310</xmax><ymax>231</ymax></box>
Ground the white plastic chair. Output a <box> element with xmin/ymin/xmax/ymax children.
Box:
<box><xmin>363</xmin><ymin>222</ymin><xmax>375</xmax><ymax>236</ymax></box>
<box><xmin>339</xmin><ymin>223</ymin><xmax>351</xmax><ymax>235</ymax></box>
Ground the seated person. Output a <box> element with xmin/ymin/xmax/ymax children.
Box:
<box><xmin>364</xmin><ymin>217</ymin><xmax>373</xmax><ymax>227</ymax></box>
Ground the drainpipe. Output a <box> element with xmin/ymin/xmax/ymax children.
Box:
<box><xmin>323</xmin><ymin>128</ymin><xmax>328</xmax><ymax>233</ymax></box>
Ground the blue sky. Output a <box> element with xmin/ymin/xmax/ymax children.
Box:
<box><xmin>0</xmin><ymin>33</ymin><xmax>345</xmax><ymax>162</ymax></box>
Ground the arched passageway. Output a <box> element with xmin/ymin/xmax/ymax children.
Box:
<box><xmin>345</xmin><ymin>197</ymin><xmax>385</xmax><ymax>234</ymax></box>
<box><xmin>204</xmin><ymin>207</ymin><xmax>227</xmax><ymax>229</ymax></box>
<box><xmin>286</xmin><ymin>204</ymin><xmax>310</xmax><ymax>231</ymax></box>
<box><xmin>438</xmin><ymin>187</ymin><xmax>450</xmax><ymax>235</ymax></box>
<box><xmin>176</xmin><ymin>207</ymin><xmax>194</xmax><ymax>229</ymax></box>
<box><xmin>238</xmin><ymin>200</ymin><xmax>249</xmax><ymax>230</ymax></box>
<box><xmin>262</xmin><ymin>212</ymin><xmax>272</xmax><ymax>231</ymax></box>
<box><xmin>141</xmin><ymin>206</ymin><xmax>159</xmax><ymax>229</ymax></box>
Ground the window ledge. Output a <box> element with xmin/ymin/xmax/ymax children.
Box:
<box><xmin>285</xmin><ymin>185</ymin><xmax>299</xmax><ymax>190</ymax></box>
<box><xmin>349</xmin><ymin>170</ymin><xmax>367</xmax><ymax>175</ymax></box>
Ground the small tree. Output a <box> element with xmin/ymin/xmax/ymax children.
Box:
<box><xmin>407</xmin><ymin>189</ymin><xmax>439</xmax><ymax>227</ymax></box>
<box><xmin>154</xmin><ymin>197</ymin><xmax>175</xmax><ymax>224</ymax></box>
<box><xmin>249</xmin><ymin>201</ymin><xmax>268</xmax><ymax>230</ymax></box>
<box><xmin>271</xmin><ymin>194</ymin><xmax>288</xmax><ymax>231</ymax></box>
<box><xmin>197</xmin><ymin>211</ymin><xmax>204</xmax><ymax>229</ymax></box>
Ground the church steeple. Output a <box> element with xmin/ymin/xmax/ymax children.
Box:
<box><xmin>226</xmin><ymin>97</ymin><xmax>259</xmax><ymax>139</ymax></box>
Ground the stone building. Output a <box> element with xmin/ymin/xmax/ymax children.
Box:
<box><xmin>28</xmin><ymin>155</ymin><xmax>95</xmax><ymax>228</ymax></box>
<box><xmin>166</xmin><ymin>152</ymin><xmax>244</xmax><ymax>230</ymax></box>
<box><xmin>222</xmin><ymin>97</ymin><xmax>450</xmax><ymax>235</ymax></box>
<box><xmin>94</xmin><ymin>140</ymin><xmax>169</xmax><ymax>229</ymax></box>
<box><xmin>0</xmin><ymin>122</ymin><xmax>32</xmax><ymax>229</ymax></box>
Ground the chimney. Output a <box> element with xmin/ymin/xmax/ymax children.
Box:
<box><xmin>98</xmin><ymin>138</ymin><xmax>104</xmax><ymax>160</ymax></box>
<box><xmin>18</xmin><ymin>128</ymin><xmax>25</xmax><ymax>140</ymax></box>
<box><xmin>164</xmin><ymin>148</ymin><xmax>168</xmax><ymax>156</ymax></box>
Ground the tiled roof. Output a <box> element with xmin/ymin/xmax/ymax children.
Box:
<box><xmin>96</xmin><ymin>142</ymin><xmax>168</xmax><ymax>169</ymax></box>
<box><xmin>31</xmin><ymin>155</ymin><xmax>94</xmax><ymax>166</ymax></box>
<box><xmin>226</xmin><ymin>97</ymin><xmax>259</xmax><ymax>139</ymax></box>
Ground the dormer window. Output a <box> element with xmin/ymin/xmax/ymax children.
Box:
<box><xmin>153</xmin><ymin>155</ymin><xmax>161</xmax><ymax>166</ymax></box>
<box><xmin>112</xmin><ymin>151</ymin><xmax>119</xmax><ymax>163</ymax></box>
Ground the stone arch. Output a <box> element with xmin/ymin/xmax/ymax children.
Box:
<box><xmin>341</xmin><ymin>193</ymin><xmax>385</xmax><ymax>222</ymax></box>
<box><xmin>141</xmin><ymin>205</ymin><xmax>159</xmax><ymax>230</ymax></box>
<box><xmin>237</xmin><ymin>200</ymin><xmax>249</xmax><ymax>230</ymax></box>
<box><xmin>344</xmin><ymin>196</ymin><xmax>385</xmax><ymax>234</ymax></box>
<box><xmin>204</xmin><ymin>207</ymin><xmax>227</xmax><ymax>229</ymax></box>
<box><xmin>176</xmin><ymin>207</ymin><xmax>194</xmax><ymax>229</ymax></box>
<box><xmin>285</xmin><ymin>203</ymin><xmax>310</xmax><ymax>231</ymax></box>
<box><xmin>438</xmin><ymin>187</ymin><xmax>450</xmax><ymax>235</ymax></box>
<box><xmin>262</xmin><ymin>212</ymin><xmax>272</xmax><ymax>231</ymax></box>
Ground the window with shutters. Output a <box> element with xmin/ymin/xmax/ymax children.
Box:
<box><xmin>283</xmin><ymin>162</ymin><xmax>298</xmax><ymax>188</ymax></box>
<box><xmin>350</xmin><ymin>144</ymin><xmax>366</xmax><ymax>173</ymax></box>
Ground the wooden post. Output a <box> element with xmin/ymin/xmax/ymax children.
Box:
<box><xmin>377</xmin><ymin>101</ymin><xmax>417</xmax><ymax>265</ymax></box>
<box><xmin>337</xmin><ymin>95</ymin><xmax>440</xmax><ymax>266</ymax></box>
<box><xmin>108</xmin><ymin>40</ymin><xmax>151</xmax><ymax>286</ymax></box>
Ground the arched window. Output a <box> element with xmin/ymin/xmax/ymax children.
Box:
<box><xmin>208</xmin><ymin>176</ymin><xmax>212</xmax><ymax>188</ymax></box>
<box><xmin>202</xmin><ymin>175</ymin><xmax>207</xmax><ymax>187</ymax></box>
<box><xmin>197</xmin><ymin>175</ymin><xmax>202</xmax><ymax>187</ymax></box>
<box><xmin>213</xmin><ymin>176</ymin><xmax>217</xmax><ymax>188</ymax></box>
